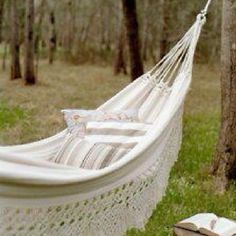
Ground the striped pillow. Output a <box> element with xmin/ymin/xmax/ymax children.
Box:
<box><xmin>52</xmin><ymin>121</ymin><xmax>150</xmax><ymax>169</ymax></box>
<box><xmin>52</xmin><ymin>139</ymin><xmax>131</xmax><ymax>170</ymax></box>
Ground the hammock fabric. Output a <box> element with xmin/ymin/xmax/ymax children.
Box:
<box><xmin>0</xmin><ymin>1</ymin><xmax>211</xmax><ymax>235</ymax></box>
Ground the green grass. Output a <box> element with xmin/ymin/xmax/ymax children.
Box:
<box><xmin>0</xmin><ymin>61</ymin><xmax>235</xmax><ymax>235</ymax></box>
<box><xmin>0</xmin><ymin>102</ymin><xmax>27</xmax><ymax>129</ymax></box>
<box><xmin>127</xmin><ymin>112</ymin><xmax>229</xmax><ymax>236</ymax></box>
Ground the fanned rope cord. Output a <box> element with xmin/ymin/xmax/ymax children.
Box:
<box><xmin>202</xmin><ymin>0</ymin><xmax>212</xmax><ymax>15</ymax></box>
<box><xmin>149</xmin><ymin>24</ymin><xmax>195</xmax><ymax>77</ymax></box>
<box><xmin>149</xmin><ymin>0</ymin><xmax>213</xmax><ymax>85</ymax></box>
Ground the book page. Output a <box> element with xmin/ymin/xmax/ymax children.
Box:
<box><xmin>176</xmin><ymin>213</ymin><xmax>218</xmax><ymax>232</ymax></box>
<box><xmin>212</xmin><ymin>218</ymin><xmax>236</xmax><ymax>236</ymax></box>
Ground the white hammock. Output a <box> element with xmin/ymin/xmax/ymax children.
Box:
<box><xmin>0</xmin><ymin>2</ymin><xmax>211</xmax><ymax>236</ymax></box>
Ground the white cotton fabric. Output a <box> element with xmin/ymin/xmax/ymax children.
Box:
<box><xmin>138</xmin><ymin>83</ymin><xmax>171</xmax><ymax>123</ymax></box>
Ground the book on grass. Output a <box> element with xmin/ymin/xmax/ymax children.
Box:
<box><xmin>175</xmin><ymin>213</ymin><xmax>236</xmax><ymax>236</ymax></box>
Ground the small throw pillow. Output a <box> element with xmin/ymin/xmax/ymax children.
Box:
<box><xmin>52</xmin><ymin>109</ymin><xmax>144</xmax><ymax>169</ymax></box>
<box><xmin>62</xmin><ymin>109</ymin><xmax>139</xmax><ymax>137</ymax></box>
<box><xmin>52</xmin><ymin>138</ymin><xmax>131</xmax><ymax>170</ymax></box>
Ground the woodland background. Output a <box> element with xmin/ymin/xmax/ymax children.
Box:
<box><xmin>0</xmin><ymin>0</ymin><xmax>221</xmax><ymax>74</ymax></box>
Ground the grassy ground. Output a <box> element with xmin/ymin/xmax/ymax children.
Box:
<box><xmin>0</xmin><ymin>61</ymin><xmax>235</xmax><ymax>235</ymax></box>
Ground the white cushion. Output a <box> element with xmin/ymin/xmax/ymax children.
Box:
<box><xmin>54</xmin><ymin>109</ymin><xmax>149</xmax><ymax>169</ymax></box>
<box><xmin>53</xmin><ymin>121</ymin><xmax>150</xmax><ymax>169</ymax></box>
<box><xmin>53</xmin><ymin>138</ymin><xmax>131</xmax><ymax>169</ymax></box>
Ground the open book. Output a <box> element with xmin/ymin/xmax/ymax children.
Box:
<box><xmin>175</xmin><ymin>213</ymin><xmax>236</xmax><ymax>236</ymax></box>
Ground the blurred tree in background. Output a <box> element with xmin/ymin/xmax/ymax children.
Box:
<box><xmin>213</xmin><ymin>0</ymin><xmax>236</xmax><ymax>192</ymax></box>
<box><xmin>10</xmin><ymin>0</ymin><xmax>22</xmax><ymax>80</ymax></box>
<box><xmin>122</xmin><ymin>0</ymin><xmax>143</xmax><ymax>81</ymax></box>
<box><xmin>24</xmin><ymin>0</ymin><xmax>36</xmax><ymax>84</ymax></box>
<box><xmin>0</xmin><ymin>0</ymin><xmax>222</xmax><ymax>83</ymax></box>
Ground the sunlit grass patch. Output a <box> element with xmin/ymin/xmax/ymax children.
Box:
<box><xmin>0</xmin><ymin>102</ymin><xmax>27</xmax><ymax>129</ymax></box>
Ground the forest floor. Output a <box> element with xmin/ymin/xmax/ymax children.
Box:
<box><xmin>0</xmin><ymin>61</ymin><xmax>235</xmax><ymax>235</ymax></box>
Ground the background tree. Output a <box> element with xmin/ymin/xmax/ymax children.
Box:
<box><xmin>212</xmin><ymin>0</ymin><xmax>236</xmax><ymax>191</ymax></box>
<box><xmin>34</xmin><ymin>0</ymin><xmax>45</xmax><ymax>75</ymax></box>
<box><xmin>0</xmin><ymin>0</ymin><xmax>224</xmax><ymax>83</ymax></box>
<box><xmin>113</xmin><ymin>21</ymin><xmax>127</xmax><ymax>76</ymax></box>
<box><xmin>122</xmin><ymin>0</ymin><xmax>144</xmax><ymax>81</ymax></box>
<box><xmin>24</xmin><ymin>0</ymin><xmax>36</xmax><ymax>84</ymax></box>
<box><xmin>113</xmin><ymin>2</ymin><xmax>127</xmax><ymax>76</ymax></box>
<box><xmin>0</xmin><ymin>0</ymin><xmax>5</xmax><ymax>43</ymax></box>
<box><xmin>159</xmin><ymin>0</ymin><xmax>170</xmax><ymax>59</ymax></box>
<box><xmin>10</xmin><ymin>0</ymin><xmax>21</xmax><ymax>80</ymax></box>
<box><xmin>48</xmin><ymin>9</ymin><xmax>56</xmax><ymax>64</ymax></box>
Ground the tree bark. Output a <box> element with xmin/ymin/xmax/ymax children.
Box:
<box><xmin>113</xmin><ymin>21</ymin><xmax>127</xmax><ymax>75</ymax></box>
<box><xmin>159</xmin><ymin>0</ymin><xmax>170</xmax><ymax>59</ymax></box>
<box><xmin>122</xmin><ymin>0</ymin><xmax>144</xmax><ymax>81</ymax></box>
<box><xmin>142</xmin><ymin>0</ymin><xmax>150</xmax><ymax>61</ymax></box>
<box><xmin>64</xmin><ymin>0</ymin><xmax>75</xmax><ymax>58</ymax></box>
<box><xmin>0</xmin><ymin>0</ymin><xmax>4</xmax><ymax>43</ymax></box>
<box><xmin>10</xmin><ymin>0</ymin><xmax>22</xmax><ymax>80</ymax></box>
<box><xmin>34</xmin><ymin>0</ymin><xmax>45</xmax><ymax>78</ymax></box>
<box><xmin>24</xmin><ymin>0</ymin><xmax>36</xmax><ymax>85</ymax></box>
<box><xmin>48</xmin><ymin>10</ymin><xmax>56</xmax><ymax>64</ymax></box>
<box><xmin>212</xmin><ymin>0</ymin><xmax>236</xmax><ymax>191</ymax></box>
<box><xmin>2</xmin><ymin>41</ymin><xmax>7</xmax><ymax>70</ymax></box>
<box><xmin>34</xmin><ymin>0</ymin><xmax>45</xmax><ymax>54</ymax></box>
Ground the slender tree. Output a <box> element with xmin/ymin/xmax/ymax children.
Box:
<box><xmin>10</xmin><ymin>0</ymin><xmax>22</xmax><ymax>80</ymax></box>
<box><xmin>24</xmin><ymin>0</ymin><xmax>36</xmax><ymax>85</ymax></box>
<box><xmin>142</xmin><ymin>0</ymin><xmax>150</xmax><ymax>61</ymax></box>
<box><xmin>34</xmin><ymin>0</ymin><xmax>45</xmax><ymax>77</ymax></box>
<box><xmin>122</xmin><ymin>0</ymin><xmax>144</xmax><ymax>81</ymax></box>
<box><xmin>48</xmin><ymin>10</ymin><xmax>56</xmax><ymax>64</ymax></box>
<box><xmin>114</xmin><ymin>2</ymin><xmax>127</xmax><ymax>75</ymax></box>
<box><xmin>212</xmin><ymin>0</ymin><xmax>236</xmax><ymax>191</ymax></box>
<box><xmin>113</xmin><ymin>21</ymin><xmax>127</xmax><ymax>75</ymax></box>
<box><xmin>159</xmin><ymin>0</ymin><xmax>170</xmax><ymax>59</ymax></box>
<box><xmin>34</xmin><ymin>0</ymin><xmax>45</xmax><ymax>54</ymax></box>
<box><xmin>64</xmin><ymin>0</ymin><xmax>75</xmax><ymax>58</ymax></box>
<box><xmin>0</xmin><ymin>0</ymin><xmax>4</xmax><ymax>43</ymax></box>
<box><xmin>2</xmin><ymin>42</ymin><xmax>7</xmax><ymax>70</ymax></box>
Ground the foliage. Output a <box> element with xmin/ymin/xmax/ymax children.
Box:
<box><xmin>0</xmin><ymin>0</ymin><xmax>222</xmax><ymax>65</ymax></box>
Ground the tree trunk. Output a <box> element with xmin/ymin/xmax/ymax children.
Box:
<box><xmin>159</xmin><ymin>0</ymin><xmax>170</xmax><ymax>59</ymax></box>
<box><xmin>64</xmin><ymin>0</ymin><xmax>75</xmax><ymax>58</ymax></box>
<box><xmin>212</xmin><ymin>0</ymin><xmax>236</xmax><ymax>191</ymax></box>
<box><xmin>48</xmin><ymin>10</ymin><xmax>56</xmax><ymax>64</ymax></box>
<box><xmin>2</xmin><ymin>41</ymin><xmax>7</xmax><ymax>70</ymax></box>
<box><xmin>34</xmin><ymin>0</ymin><xmax>45</xmax><ymax>78</ymax></box>
<box><xmin>122</xmin><ymin>0</ymin><xmax>144</xmax><ymax>81</ymax></box>
<box><xmin>10</xmin><ymin>0</ymin><xmax>21</xmax><ymax>80</ymax></box>
<box><xmin>34</xmin><ymin>0</ymin><xmax>45</xmax><ymax>55</ymax></box>
<box><xmin>0</xmin><ymin>0</ymin><xmax>4</xmax><ymax>43</ymax></box>
<box><xmin>142</xmin><ymin>0</ymin><xmax>150</xmax><ymax>61</ymax></box>
<box><xmin>113</xmin><ymin>21</ymin><xmax>127</xmax><ymax>75</ymax></box>
<box><xmin>24</xmin><ymin>0</ymin><xmax>36</xmax><ymax>85</ymax></box>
